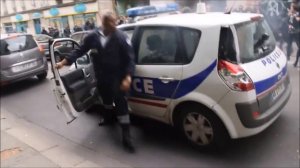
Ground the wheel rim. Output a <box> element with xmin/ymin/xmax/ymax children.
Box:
<box><xmin>183</xmin><ymin>112</ymin><xmax>213</xmax><ymax>146</ymax></box>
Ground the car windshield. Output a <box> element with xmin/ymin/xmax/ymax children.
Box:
<box><xmin>0</xmin><ymin>35</ymin><xmax>37</xmax><ymax>56</ymax></box>
<box><xmin>35</xmin><ymin>34</ymin><xmax>52</xmax><ymax>41</ymax></box>
<box><xmin>235</xmin><ymin>19</ymin><xmax>276</xmax><ymax>63</ymax></box>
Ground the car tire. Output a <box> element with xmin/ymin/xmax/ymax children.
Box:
<box><xmin>177</xmin><ymin>104</ymin><xmax>229</xmax><ymax>150</ymax></box>
<box><xmin>37</xmin><ymin>71</ymin><xmax>47</xmax><ymax>80</ymax></box>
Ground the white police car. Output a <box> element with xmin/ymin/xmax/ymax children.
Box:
<box><xmin>50</xmin><ymin>12</ymin><xmax>291</xmax><ymax>149</ymax></box>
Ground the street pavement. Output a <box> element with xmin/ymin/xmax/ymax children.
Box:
<box><xmin>1</xmin><ymin>56</ymin><xmax>299</xmax><ymax>167</ymax></box>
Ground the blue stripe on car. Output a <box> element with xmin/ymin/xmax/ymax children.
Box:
<box><xmin>173</xmin><ymin>59</ymin><xmax>217</xmax><ymax>98</ymax></box>
<box><xmin>132</xmin><ymin>59</ymin><xmax>217</xmax><ymax>100</ymax></box>
<box><xmin>254</xmin><ymin>65</ymin><xmax>287</xmax><ymax>95</ymax></box>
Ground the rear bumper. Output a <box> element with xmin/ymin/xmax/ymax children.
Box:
<box><xmin>236</xmin><ymin>83</ymin><xmax>291</xmax><ymax>128</ymax></box>
<box><xmin>1</xmin><ymin>59</ymin><xmax>48</xmax><ymax>85</ymax></box>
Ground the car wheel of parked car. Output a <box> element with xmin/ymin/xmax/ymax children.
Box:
<box><xmin>37</xmin><ymin>71</ymin><xmax>48</xmax><ymax>80</ymax></box>
<box><xmin>178</xmin><ymin>104</ymin><xmax>229</xmax><ymax>150</ymax></box>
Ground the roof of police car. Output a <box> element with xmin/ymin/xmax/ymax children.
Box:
<box><xmin>133</xmin><ymin>12</ymin><xmax>262</xmax><ymax>27</ymax></box>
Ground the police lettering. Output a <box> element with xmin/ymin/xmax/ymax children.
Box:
<box><xmin>133</xmin><ymin>78</ymin><xmax>154</xmax><ymax>94</ymax></box>
<box><xmin>261</xmin><ymin>51</ymin><xmax>281</xmax><ymax>66</ymax></box>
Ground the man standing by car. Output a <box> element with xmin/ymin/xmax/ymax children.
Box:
<box><xmin>55</xmin><ymin>12</ymin><xmax>136</xmax><ymax>153</ymax></box>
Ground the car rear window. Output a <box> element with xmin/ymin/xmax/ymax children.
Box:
<box><xmin>0</xmin><ymin>35</ymin><xmax>37</xmax><ymax>56</ymax></box>
<box><xmin>235</xmin><ymin>19</ymin><xmax>276</xmax><ymax>63</ymax></box>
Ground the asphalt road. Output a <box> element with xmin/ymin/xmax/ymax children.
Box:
<box><xmin>1</xmin><ymin>61</ymin><xmax>299</xmax><ymax>167</ymax></box>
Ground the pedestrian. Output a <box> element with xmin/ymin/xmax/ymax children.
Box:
<box><xmin>41</xmin><ymin>27</ymin><xmax>49</xmax><ymax>36</ymax></box>
<box><xmin>73</xmin><ymin>24</ymin><xmax>83</xmax><ymax>32</ymax></box>
<box><xmin>84</xmin><ymin>20</ymin><xmax>92</xmax><ymax>30</ymax></box>
<box><xmin>286</xmin><ymin>2</ymin><xmax>300</xmax><ymax>61</ymax></box>
<box><xmin>289</xmin><ymin>1</ymin><xmax>300</xmax><ymax>67</ymax></box>
<box><xmin>55</xmin><ymin>12</ymin><xmax>136</xmax><ymax>153</ymax></box>
<box><xmin>52</xmin><ymin>27</ymin><xmax>59</xmax><ymax>38</ymax></box>
<box><xmin>63</xmin><ymin>25</ymin><xmax>71</xmax><ymax>37</ymax></box>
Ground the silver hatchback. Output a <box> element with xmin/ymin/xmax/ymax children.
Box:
<box><xmin>0</xmin><ymin>34</ymin><xmax>48</xmax><ymax>86</ymax></box>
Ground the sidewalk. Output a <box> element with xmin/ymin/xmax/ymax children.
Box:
<box><xmin>0</xmin><ymin>109</ymin><xmax>132</xmax><ymax>168</ymax></box>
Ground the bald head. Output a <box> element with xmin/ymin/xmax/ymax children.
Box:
<box><xmin>102</xmin><ymin>12</ymin><xmax>117</xmax><ymax>35</ymax></box>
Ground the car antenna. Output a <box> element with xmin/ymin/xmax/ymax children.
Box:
<box><xmin>224</xmin><ymin>1</ymin><xmax>236</xmax><ymax>14</ymax></box>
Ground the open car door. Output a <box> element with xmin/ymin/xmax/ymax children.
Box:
<box><xmin>49</xmin><ymin>39</ymin><xmax>98</xmax><ymax>124</ymax></box>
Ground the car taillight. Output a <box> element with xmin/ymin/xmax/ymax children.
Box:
<box><xmin>218</xmin><ymin>60</ymin><xmax>254</xmax><ymax>91</ymax></box>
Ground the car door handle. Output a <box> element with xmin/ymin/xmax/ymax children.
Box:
<box><xmin>158</xmin><ymin>76</ymin><xmax>175</xmax><ymax>83</ymax></box>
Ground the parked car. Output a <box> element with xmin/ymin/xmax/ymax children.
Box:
<box><xmin>54</xmin><ymin>31</ymin><xmax>90</xmax><ymax>62</ymax></box>
<box><xmin>0</xmin><ymin>34</ymin><xmax>48</xmax><ymax>86</ymax></box>
<box><xmin>50</xmin><ymin>12</ymin><xmax>291</xmax><ymax>149</ymax></box>
<box><xmin>34</xmin><ymin>34</ymin><xmax>53</xmax><ymax>59</ymax></box>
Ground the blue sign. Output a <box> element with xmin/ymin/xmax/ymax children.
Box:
<box><xmin>49</xmin><ymin>8</ymin><xmax>59</xmax><ymax>16</ymax></box>
<box><xmin>126</xmin><ymin>3</ymin><xmax>179</xmax><ymax>17</ymax></box>
<box><xmin>32</xmin><ymin>12</ymin><xmax>42</xmax><ymax>19</ymax></box>
<box><xmin>74</xmin><ymin>3</ymin><xmax>87</xmax><ymax>13</ymax></box>
<box><xmin>15</xmin><ymin>14</ymin><xmax>23</xmax><ymax>21</ymax></box>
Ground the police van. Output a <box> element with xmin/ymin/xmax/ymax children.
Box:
<box><xmin>50</xmin><ymin>7</ymin><xmax>291</xmax><ymax>149</ymax></box>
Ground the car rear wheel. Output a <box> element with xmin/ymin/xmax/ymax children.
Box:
<box><xmin>177</xmin><ymin>105</ymin><xmax>229</xmax><ymax>150</ymax></box>
<box><xmin>37</xmin><ymin>71</ymin><xmax>47</xmax><ymax>80</ymax></box>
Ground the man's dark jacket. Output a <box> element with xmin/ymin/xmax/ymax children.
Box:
<box><xmin>65</xmin><ymin>29</ymin><xmax>135</xmax><ymax>82</ymax></box>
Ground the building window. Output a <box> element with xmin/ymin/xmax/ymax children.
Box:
<box><xmin>56</xmin><ymin>0</ymin><xmax>63</xmax><ymax>5</ymax></box>
<box><xmin>73</xmin><ymin>13</ymin><xmax>97</xmax><ymax>31</ymax></box>
<box><xmin>4</xmin><ymin>23</ymin><xmax>14</xmax><ymax>33</ymax></box>
<box><xmin>12</xmin><ymin>0</ymin><xmax>17</xmax><ymax>12</ymax></box>
<box><xmin>31</xmin><ymin>0</ymin><xmax>36</xmax><ymax>7</ymax></box>
<box><xmin>2</xmin><ymin>0</ymin><xmax>8</xmax><ymax>15</ymax></box>
<box><xmin>21</xmin><ymin>0</ymin><xmax>26</xmax><ymax>10</ymax></box>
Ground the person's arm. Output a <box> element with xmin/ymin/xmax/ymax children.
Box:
<box><xmin>56</xmin><ymin>33</ymin><xmax>93</xmax><ymax>69</ymax></box>
<box><xmin>119</xmin><ymin>32</ymin><xmax>135</xmax><ymax>91</ymax></box>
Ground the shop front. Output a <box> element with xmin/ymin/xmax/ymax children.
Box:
<box><xmin>10</xmin><ymin>14</ymin><xmax>30</xmax><ymax>33</ymax></box>
<box><xmin>43</xmin><ymin>2</ymin><xmax>98</xmax><ymax>36</ymax></box>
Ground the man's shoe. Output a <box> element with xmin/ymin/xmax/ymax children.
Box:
<box><xmin>121</xmin><ymin>124</ymin><xmax>135</xmax><ymax>153</ymax></box>
<box><xmin>123</xmin><ymin>138</ymin><xmax>135</xmax><ymax>153</ymax></box>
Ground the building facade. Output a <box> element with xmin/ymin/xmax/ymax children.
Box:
<box><xmin>0</xmin><ymin>0</ymin><xmax>176</xmax><ymax>35</ymax></box>
<box><xmin>0</xmin><ymin>0</ymin><xmax>108</xmax><ymax>35</ymax></box>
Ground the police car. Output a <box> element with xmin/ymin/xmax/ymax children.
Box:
<box><xmin>49</xmin><ymin>8</ymin><xmax>291</xmax><ymax>149</ymax></box>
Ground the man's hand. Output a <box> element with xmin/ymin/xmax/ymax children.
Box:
<box><xmin>55</xmin><ymin>59</ymin><xmax>68</xmax><ymax>69</ymax></box>
<box><xmin>120</xmin><ymin>75</ymin><xmax>132</xmax><ymax>92</ymax></box>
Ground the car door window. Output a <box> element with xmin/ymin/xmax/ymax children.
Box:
<box><xmin>137</xmin><ymin>27</ymin><xmax>179</xmax><ymax>65</ymax></box>
<box><xmin>180</xmin><ymin>28</ymin><xmax>201</xmax><ymax>63</ymax></box>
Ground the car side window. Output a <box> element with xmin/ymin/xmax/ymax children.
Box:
<box><xmin>137</xmin><ymin>27</ymin><xmax>178</xmax><ymax>65</ymax></box>
<box><xmin>180</xmin><ymin>28</ymin><xmax>201</xmax><ymax>63</ymax></box>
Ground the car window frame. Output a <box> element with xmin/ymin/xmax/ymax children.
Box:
<box><xmin>134</xmin><ymin>26</ymin><xmax>184</xmax><ymax>65</ymax></box>
<box><xmin>178</xmin><ymin>27</ymin><xmax>202</xmax><ymax>64</ymax></box>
